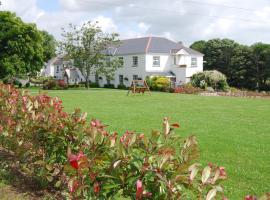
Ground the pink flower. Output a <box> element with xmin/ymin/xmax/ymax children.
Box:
<box><xmin>136</xmin><ymin>180</ymin><xmax>143</xmax><ymax>200</ymax></box>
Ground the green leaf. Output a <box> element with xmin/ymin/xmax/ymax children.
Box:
<box><xmin>46</xmin><ymin>175</ymin><xmax>53</xmax><ymax>182</ymax></box>
<box><xmin>55</xmin><ymin>180</ymin><xmax>61</xmax><ymax>188</ymax></box>
<box><xmin>46</xmin><ymin>164</ymin><xmax>53</xmax><ymax>171</ymax></box>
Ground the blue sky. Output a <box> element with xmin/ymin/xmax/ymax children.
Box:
<box><xmin>36</xmin><ymin>0</ymin><xmax>60</xmax><ymax>12</ymax></box>
<box><xmin>1</xmin><ymin>0</ymin><xmax>270</xmax><ymax>45</ymax></box>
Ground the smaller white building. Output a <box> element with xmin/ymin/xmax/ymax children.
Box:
<box><xmin>40</xmin><ymin>56</ymin><xmax>85</xmax><ymax>85</ymax></box>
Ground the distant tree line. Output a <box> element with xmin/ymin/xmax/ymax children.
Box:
<box><xmin>190</xmin><ymin>39</ymin><xmax>270</xmax><ymax>91</ymax></box>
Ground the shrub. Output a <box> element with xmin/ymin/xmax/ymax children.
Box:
<box><xmin>191</xmin><ymin>70</ymin><xmax>229</xmax><ymax>91</ymax></box>
<box><xmin>43</xmin><ymin>79</ymin><xmax>68</xmax><ymax>90</ymax></box>
<box><xmin>89</xmin><ymin>82</ymin><xmax>100</xmax><ymax>88</ymax></box>
<box><xmin>43</xmin><ymin>79</ymin><xmax>57</xmax><ymax>89</ymax></box>
<box><xmin>117</xmin><ymin>84</ymin><xmax>127</xmax><ymax>90</ymax></box>
<box><xmin>174</xmin><ymin>83</ymin><xmax>203</xmax><ymax>94</ymax></box>
<box><xmin>13</xmin><ymin>79</ymin><xmax>21</xmax><ymax>86</ymax></box>
<box><xmin>147</xmin><ymin>76</ymin><xmax>170</xmax><ymax>91</ymax></box>
<box><xmin>30</xmin><ymin>76</ymin><xmax>53</xmax><ymax>85</ymax></box>
<box><xmin>25</xmin><ymin>82</ymin><xmax>30</xmax><ymax>88</ymax></box>
<box><xmin>0</xmin><ymin>84</ymin><xmax>228</xmax><ymax>199</ymax></box>
<box><xmin>104</xmin><ymin>84</ymin><xmax>115</xmax><ymax>89</ymax></box>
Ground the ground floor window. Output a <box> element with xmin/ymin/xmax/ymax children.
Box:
<box><xmin>106</xmin><ymin>77</ymin><xmax>111</xmax><ymax>85</ymax></box>
<box><xmin>133</xmin><ymin>75</ymin><xmax>138</xmax><ymax>80</ymax></box>
<box><xmin>119</xmin><ymin>75</ymin><xmax>124</xmax><ymax>85</ymax></box>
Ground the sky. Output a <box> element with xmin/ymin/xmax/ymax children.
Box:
<box><xmin>1</xmin><ymin>0</ymin><xmax>270</xmax><ymax>45</ymax></box>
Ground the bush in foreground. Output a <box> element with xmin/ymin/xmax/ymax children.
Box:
<box><xmin>0</xmin><ymin>84</ymin><xmax>267</xmax><ymax>199</ymax></box>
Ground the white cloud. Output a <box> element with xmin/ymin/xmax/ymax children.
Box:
<box><xmin>1</xmin><ymin>0</ymin><xmax>270</xmax><ymax>45</ymax></box>
<box><xmin>94</xmin><ymin>16</ymin><xmax>118</xmax><ymax>33</ymax></box>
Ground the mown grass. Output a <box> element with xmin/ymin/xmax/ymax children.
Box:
<box><xmin>26</xmin><ymin>88</ymin><xmax>270</xmax><ymax>198</ymax></box>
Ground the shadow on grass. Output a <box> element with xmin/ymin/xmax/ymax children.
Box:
<box><xmin>0</xmin><ymin>147</ymin><xmax>58</xmax><ymax>199</ymax></box>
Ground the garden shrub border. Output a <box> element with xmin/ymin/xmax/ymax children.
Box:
<box><xmin>0</xmin><ymin>84</ymin><xmax>268</xmax><ymax>199</ymax></box>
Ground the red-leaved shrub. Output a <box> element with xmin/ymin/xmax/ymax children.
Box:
<box><xmin>1</xmin><ymin>83</ymin><xmax>265</xmax><ymax>199</ymax></box>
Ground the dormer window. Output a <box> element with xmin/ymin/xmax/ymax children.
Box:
<box><xmin>153</xmin><ymin>56</ymin><xmax>160</xmax><ymax>67</ymax></box>
<box><xmin>191</xmin><ymin>57</ymin><xmax>197</xmax><ymax>67</ymax></box>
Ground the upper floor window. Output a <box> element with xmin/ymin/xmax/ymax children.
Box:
<box><xmin>56</xmin><ymin>65</ymin><xmax>60</xmax><ymax>73</ymax></box>
<box><xmin>153</xmin><ymin>56</ymin><xmax>160</xmax><ymax>67</ymax></box>
<box><xmin>132</xmin><ymin>56</ymin><xmax>138</xmax><ymax>67</ymax></box>
<box><xmin>191</xmin><ymin>57</ymin><xmax>197</xmax><ymax>67</ymax></box>
<box><xmin>119</xmin><ymin>57</ymin><xmax>124</xmax><ymax>66</ymax></box>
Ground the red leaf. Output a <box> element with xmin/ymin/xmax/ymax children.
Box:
<box><xmin>136</xmin><ymin>180</ymin><xmax>143</xmax><ymax>200</ymax></box>
<box><xmin>171</xmin><ymin>123</ymin><xmax>180</xmax><ymax>128</ymax></box>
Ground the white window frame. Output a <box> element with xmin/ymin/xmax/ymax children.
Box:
<box><xmin>153</xmin><ymin>56</ymin><xmax>160</xmax><ymax>67</ymax></box>
<box><xmin>132</xmin><ymin>56</ymin><xmax>138</xmax><ymax>67</ymax></box>
<box><xmin>119</xmin><ymin>75</ymin><xmax>124</xmax><ymax>85</ymax></box>
<box><xmin>56</xmin><ymin>65</ymin><xmax>60</xmax><ymax>73</ymax></box>
<box><xmin>191</xmin><ymin>57</ymin><xmax>197</xmax><ymax>67</ymax></box>
<box><xmin>133</xmin><ymin>75</ymin><xmax>138</xmax><ymax>80</ymax></box>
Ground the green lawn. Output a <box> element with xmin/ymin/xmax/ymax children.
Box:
<box><xmin>30</xmin><ymin>88</ymin><xmax>270</xmax><ymax>199</ymax></box>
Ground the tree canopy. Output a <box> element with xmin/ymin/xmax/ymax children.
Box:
<box><xmin>60</xmin><ymin>21</ymin><xmax>122</xmax><ymax>88</ymax></box>
<box><xmin>0</xmin><ymin>11</ymin><xmax>56</xmax><ymax>79</ymax></box>
<box><xmin>190</xmin><ymin>39</ymin><xmax>270</xmax><ymax>91</ymax></box>
<box><xmin>41</xmin><ymin>30</ymin><xmax>56</xmax><ymax>62</ymax></box>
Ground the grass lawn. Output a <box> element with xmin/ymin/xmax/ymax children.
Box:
<box><xmin>27</xmin><ymin>88</ymin><xmax>270</xmax><ymax>198</ymax></box>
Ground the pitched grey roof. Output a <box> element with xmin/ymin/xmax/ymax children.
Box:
<box><xmin>110</xmin><ymin>37</ymin><xmax>203</xmax><ymax>55</ymax></box>
<box><xmin>47</xmin><ymin>57</ymin><xmax>63</xmax><ymax>65</ymax></box>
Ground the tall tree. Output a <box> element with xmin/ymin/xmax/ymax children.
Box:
<box><xmin>41</xmin><ymin>30</ymin><xmax>56</xmax><ymax>61</ymax></box>
<box><xmin>0</xmin><ymin>11</ymin><xmax>44</xmax><ymax>79</ymax></box>
<box><xmin>60</xmin><ymin>21</ymin><xmax>121</xmax><ymax>88</ymax></box>
<box><xmin>251</xmin><ymin>43</ymin><xmax>270</xmax><ymax>90</ymax></box>
<box><xmin>190</xmin><ymin>40</ymin><xmax>206</xmax><ymax>53</ymax></box>
<box><xmin>230</xmin><ymin>45</ymin><xmax>254</xmax><ymax>89</ymax></box>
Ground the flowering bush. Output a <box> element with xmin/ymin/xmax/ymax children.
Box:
<box><xmin>174</xmin><ymin>83</ymin><xmax>203</xmax><ymax>94</ymax></box>
<box><xmin>63</xmin><ymin>118</ymin><xmax>228</xmax><ymax>199</ymax></box>
<box><xmin>191</xmin><ymin>70</ymin><xmax>229</xmax><ymax>91</ymax></box>
<box><xmin>0</xmin><ymin>84</ymin><xmax>228</xmax><ymax>199</ymax></box>
<box><xmin>43</xmin><ymin>79</ymin><xmax>68</xmax><ymax>90</ymax></box>
<box><xmin>146</xmin><ymin>76</ymin><xmax>170</xmax><ymax>92</ymax></box>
